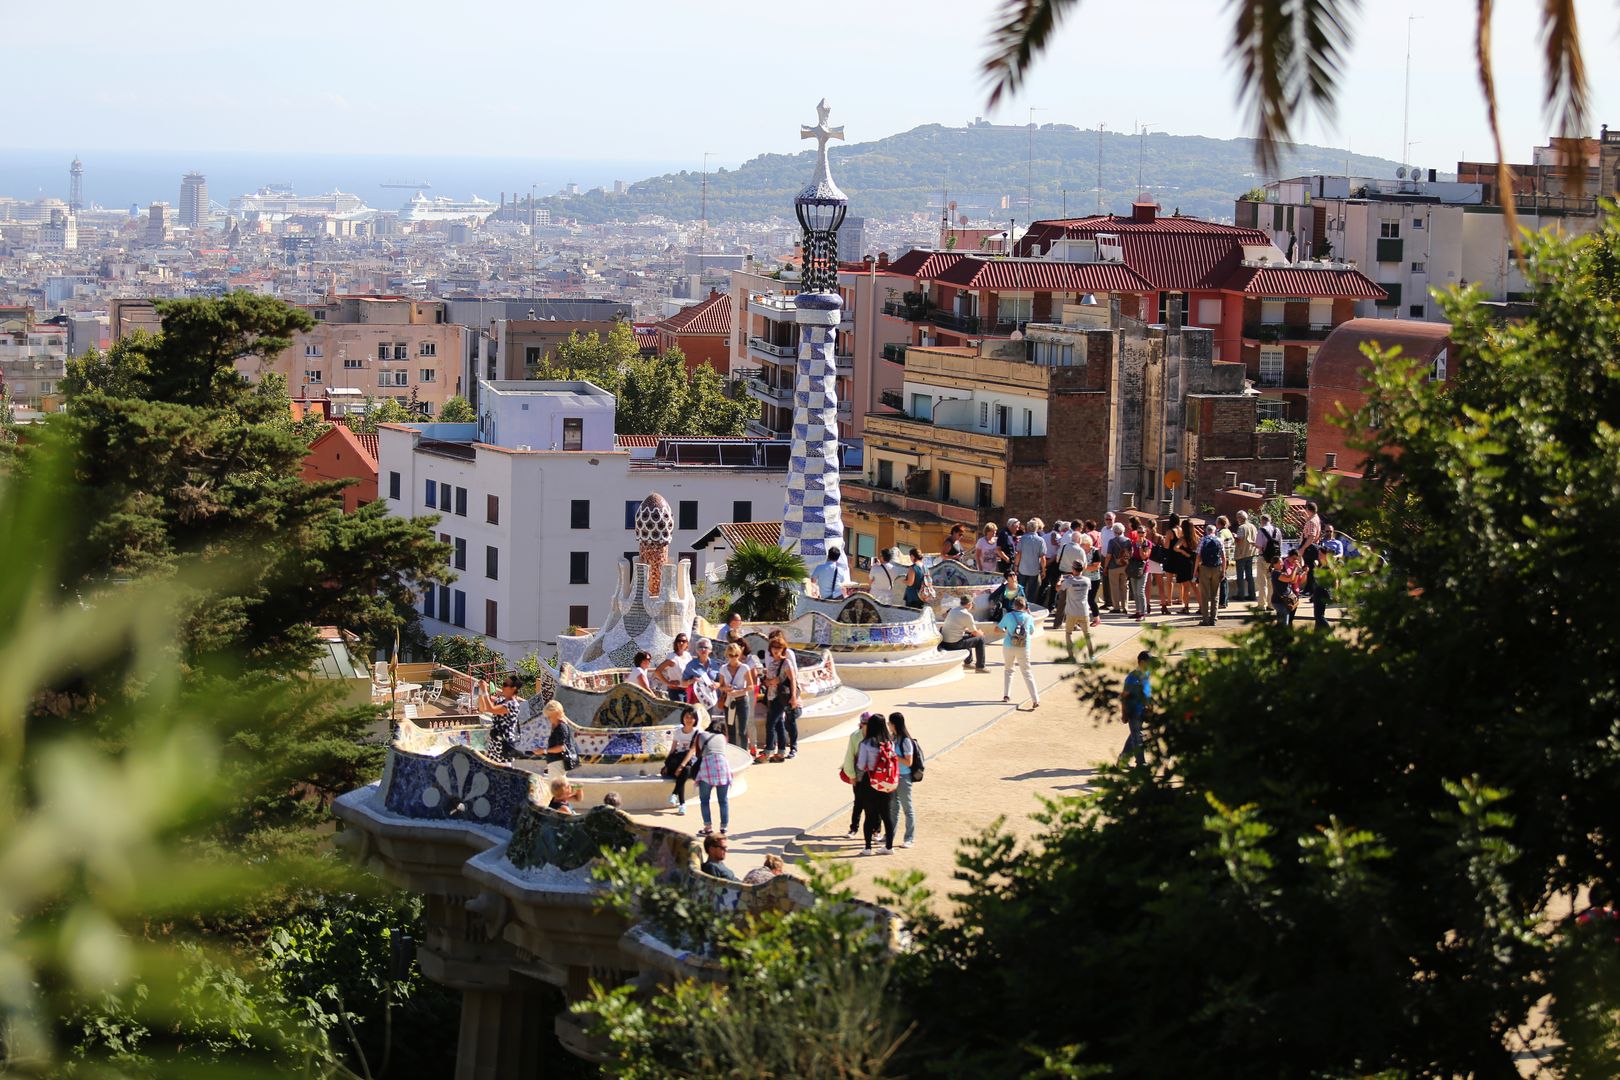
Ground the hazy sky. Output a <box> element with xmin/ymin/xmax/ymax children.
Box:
<box><xmin>11</xmin><ymin>0</ymin><xmax>1617</xmax><ymax>169</ymax></box>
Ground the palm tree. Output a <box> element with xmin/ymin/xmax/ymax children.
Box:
<box><xmin>982</xmin><ymin>0</ymin><xmax>1590</xmax><ymax>239</ymax></box>
<box><xmin>718</xmin><ymin>540</ymin><xmax>807</xmax><ymax>622</ymax></box>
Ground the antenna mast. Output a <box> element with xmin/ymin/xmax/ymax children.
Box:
<box><xmin>1096</xmin><ymin>123</ymin><xmax>1106</xmax><ymax>212</ymax></box>
<box><xmin>700</xmin><ymin>151</ymin><xmax>714</xmax><ymax>255</ymax></box>
<box><xmin>1401</xmin><ymin>15</ymin><xmax>1420</xmax><ymax>166</ymax></box>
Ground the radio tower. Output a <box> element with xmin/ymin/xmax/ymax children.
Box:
<box><xmin>69</xmin><ymin>157</ymin><xmax>83</xmax><ymax>212</ymax></box>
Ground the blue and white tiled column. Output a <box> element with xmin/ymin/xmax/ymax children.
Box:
<box><xmin>780</xmin><ymin>291</ymin><xmax>844</xmax><ymax>563</ymax></box>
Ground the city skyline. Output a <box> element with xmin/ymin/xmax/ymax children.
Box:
<box><xmin>6</xmin><ymin>0</ymin><xmax>1618</xmax><ymax>172</ymax></box>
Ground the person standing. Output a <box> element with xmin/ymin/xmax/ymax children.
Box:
<box><xmin>541</xmin><ymin>700</ymin><xmax>574</xmax><ymax>779</ymax></box>
<box><xmin>1057</xmin><ymin>563</ymin><xmax>1095</xmax><ymax>659</ymax></box>
<box><xmin>1300</xmin><ymin>501</ymin><xmax>1323</xmax><ymax>550</ymax></box>
<box><xmin>854</xmin><ymin>712</ymin><xmax>899</xmax><ymax>855</ymax></box>
<box><xmin>902</xmin><ymin>547</ymin><xmax>933</xmax><ymax>609</ymax></box>
<box><xmin>1039</xmin><ymin>520</ymin><xmax>1065</xmax><ymax>608</ymax></box>
<box><xmin>842</xmin><ymin>718</ymin><xmax>868</xmax><ymax>838</ymax></box>
<box><xmin>1125</xmin><ymin>517</ymin><xmax>1150</xmax><ymax>621</ymax></box>
<box><xmin>761</xmin><ymin>632</ymin><xmax>801</xmax><ymax>761</ymax></box>
<box><xmin>1255</xmin><ymin>513</ymin><xmax>1283</xmax><ymax>609</ymax></box>
<box><xmin>1047</xmin><ymin>523</ymin><xmax>1083</xmax><ymax>624</ymax></box>
<box><xmin>997</xmin><ymin>596</ymin><xmax>1041</xmax><ymax>709</ymax></box>
<box><xmin>1216</xmin><ymin>516</ymin><xmax>1236</xmax><ymax>608</ymax></box>
<box><xmin>941</xmin><ymin>523</ymin><xmax>968</xmax><ymax>561</ymax></box>
<box><xmin>938</xmin><ymin>594</ymin><xmax>988</xmax><ymax>671</ymax></box>
<box><xmin>1016</xmin><ymin>517</ymin><xmax>1047</xmax><ymax>602</ymax></box>
<box><xmin>485</xmin><ymin>675</ymin><xmax>530</xmax><ymax>764</ymax></box>
<box><xmin>1196</xmin><ymin>523</ymin><xmax>1227</xmax><ymax>626</ymax></box>
<box><xmin>682</xmin><ymin>638</ymin><xmax>723</xmax><ymax>713</ymax></box>
<box><xmin>1105</xmin><ymin>523</ymin><xmax>1131</xmax><ymax>615</ymax></box>
<box><xmin>888</xmin><ymin>712</ymin><xmax>918</xmax><ymax>848</ymax></box>
<box><xmin>1302</xmin><ymin>538</ymin><xmax>1336</xmax><ymax>629</ymax></box>
<box><xmin>868</xmin><ymin>547</ymin><xmax>901</xmax><ymax>604</ymax></box>
<box><xmin>1233</xmin><ymin>510</ymin><xmax>1258</xmax><ymax>602</ymax></box>
<box><xmin>998</xmin><ymin>517</ymin><xmax>1021</xmax><ymax>567</ymax></box>
<box><xmin>1272</xmin><ymin>549</ymin><xmax>1305</xmax><ymax>626</ymax></box>
<box><xmin>809</xmin><ymin>546</ymin><xmax>851</xmax><ymax>600</ymax></box>
<box><xmin>975</xmin><ymin>524</ymin><xmax>1005</xmax><ymax>573</ymax></box>
<box><xmin>718</xmin><ymin>643</ymin><xmax>756</xmax><ymax>751</ymax></box>
<box><xmin>1119</xmin><ymin>650</ymin><xmax>1153</xmax><ymax>768</ymax></box>
<box><xmin>1174</xmin><ymin>519</ymin><xmax>1199</xmax><ymax>614</ymax></box>
<box><xmin>678</xmin><ymin>715</ymin><xmax>732</xmax><ymax>836</ymax></box>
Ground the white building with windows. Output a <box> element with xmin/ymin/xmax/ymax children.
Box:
<box><xmin>379</xmin><ymin>380</ymin><xmax>794</xmax><ymax>658</ymax></box>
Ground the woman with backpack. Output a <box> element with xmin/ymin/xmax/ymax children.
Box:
<box><xmin>854</xmin><ymin>711</ymin><xmax>900</xmax><ymax>855</ymax></box>
<box><xmin>888</xmin><ymin>712</ymin><xmax>920</xmax><ymax>848</ymax></box>
<box><xmin>997</xmin><ymin>595</ymin><xmax>1041</xmax><ymax>710</ymax></box>
<box><xmin>677</xmin><ymin>714</ymin><xmax>733</xmax><ymax>836</ymax></box>
<box><xmin>902</xmin><ymin>547</ymin><xmax>934</xmax><ymax>609</ymax></box>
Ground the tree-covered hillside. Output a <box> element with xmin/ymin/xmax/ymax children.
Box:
<box><xmin>543</xmin><ymin>123</ymin><xmax>1407</xmax><ymax>225</ymax></box>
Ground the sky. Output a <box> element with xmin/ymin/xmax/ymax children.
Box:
<box><xmin>8</xmin><ymin>0</ymin><xmax>1618</xmax><ymax>171</ymax></box>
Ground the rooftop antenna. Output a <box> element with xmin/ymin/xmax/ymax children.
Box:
<box><xmin>700</xmin><ymin>151</ymin><xmax>714</xmax><ymax>255</ymax></box>
<box><xmin>1137</xmin><ymin>122</ymin><xmax>1154</xmax><ymax>192</ymax></box>
<box><xmin>1401</xmin><ymin>15</ymin><xmax>1422</xmax><ymax>167</ymax></box>
<box><xmin>1027</xmin><ymin>106</ymin><xmax>1045</xmax><ymax>217</ymax></box>
<box><xmin>1096</xmin><ymin>122</ymin><xmax>1107</xmax><ymax>213</ymax></box>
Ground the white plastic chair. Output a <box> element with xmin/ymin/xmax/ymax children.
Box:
<box><xmin>428</xmin><ymin>679</ymin><xmax>444</xmax><ymax>703</ymax></box>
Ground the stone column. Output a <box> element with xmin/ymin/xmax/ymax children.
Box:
<box><xmin>781</xmin><ymin>291</ymin><xmax>845</xmax><ymax>563</ymax></box>
<box><xmin>453</xmin><ymin>983</ymin><xmax>546</xmax><ymax>1080</ymax></box>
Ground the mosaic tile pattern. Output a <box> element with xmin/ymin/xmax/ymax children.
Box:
<box><xmin>780</xmin><ymin>293</ymin><xmax>844</xmax><ymax>565</ymax></box>
<box><xmin>381</xmin><ymin>745</ymin><xmax>533</xmax><ymax>830</ymax></box>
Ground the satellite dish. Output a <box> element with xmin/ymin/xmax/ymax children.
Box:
<box><xmin>1164</xmin><ymin>469</ymin><xmax>1182</xmax><ymax>491</ymax></box>
<box><xmin>1396</xmin><ymin>166</ymin><xmax>1408</xmax><ymax>179</ymax></box>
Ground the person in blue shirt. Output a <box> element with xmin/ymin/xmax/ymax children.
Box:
<box><xmin>996</xmin><ymin>595</ymin><xmax>1041</xmax><ymax>710</ymax></box>
<box><xmin>809</xmin><ymin>547</ymin><xmax>851</xmax><ymax>599</ymax></box>
<box><xmin>682</xmin><ymin>639</ymin><xmax>723</xmax><ymax>709</ymax></box>
<box><xmin>1119</xmin><ymin>650</ymin><xmax>1153</xmax><ymax>767</ymax></box>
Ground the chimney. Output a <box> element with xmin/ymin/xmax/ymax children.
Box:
<box><xmin>1123</xmin><ymin>491</ymin><xmax>1137</xmax><ymax>509</ymax></box>
<box><xmin>862</xmin><ymin>254</ymin><xmax>874</xmax><ymax>269</ymax></box>
<box><xmin>710</xmin><ymin>288</ymin><xmax>720</xmax><ymax>299</ymax></box>
<box><xmin>1427</xmin><ymin>169</ymin><xmax>1437</xmax><ymax>183</ymax></box>
<box><xmin>1224</xmin><ymin>470</ymin><xmax>1238</xmax><ymax>488</ymax></box>
<box><xmin>876</xmin><ymin>251</ymin><xmax>890</xmax><ymax>270</ymax></box>
<box><xmin>1265</xmin><ymin>478</ymin><xmax>1278</xmax><ymax>495</ymax></box>
<box><xmin>1324</xmin><ymin>452</ymin><xmax>1338</xmax><ymax>470</ymax></box>
<box><xmin>1131</xmin><ymin>199</ymin><xmax>1158</xmax><ymax>224</ymax></box>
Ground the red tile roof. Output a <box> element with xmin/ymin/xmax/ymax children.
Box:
<box><xmin>718</xmin><ymin>521</ymin><xmax>783</xmax><ymax>547</ymax></box>
<box><xmin>931</xmin><ymin>256</ymin><xmax>1152</xmax><ymax>292</ymax></box>
<box><xmin>659</xmin><ymin>291</ymin><xmax>732</xmax><ymax>336</ymax></box>
<box><xmin>634</xmin><ymin>325</ymin><xmax>660</xmax><ymax>352</ymax></box>
<box><xmin>879</xmin><ymin>249</ymin><xmax>969</xmax><ymax>280</ymax></box>
<box><xmin>1225</xmin><ymin>266</ymin><xmax>1387</xmax><ymax>299</ymax></box>
<box><xmin>354</xmin><ymin>432</ymin><xmax>380</xmax><ymax>461</ymax></box>
<box><xmin>614</xmin><ymin>434</ymin><xmax>661</xmax><ymax>447</ymax></box>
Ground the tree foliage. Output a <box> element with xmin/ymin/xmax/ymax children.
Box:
<box><xmin>436</xmin><ymin>395</ymin><xmax>476</xmax><ymax>423</ymax></box>
<box><xmin>716</xmin><ymin>540</ymin><xmax>805</xmax><ymax>622</ymax></box>
<box><xmin>891</xmin><ymin>217</ymin><xmax>1620</xmax><ymax>1077</ymax></box>
<box><xmin>531</xmin><ymin>322</ymin><xmax>755</xmax><ymax>437</ymax></box>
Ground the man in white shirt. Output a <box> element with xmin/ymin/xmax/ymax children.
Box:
<box><xmin>937</xmin><ymin>595</ymin><xmax>987</xmax><ymax>671</ymax></box>
<box><xmin>1233</xmin><ymin>510</ymin><xmax>1259</xmax><ymax>602</ymax></box>
<box><xmin>809</xmin><ymin>547</ymin><xmax>851</xmax><ymax>599</ymax></box>
<box><xmin>867</xmin><ymin>547</ymin><xmax>901</xmax><ymax>604</ymax></box>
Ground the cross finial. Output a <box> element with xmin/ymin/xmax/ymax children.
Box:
<box><xmin>801</xmin><ymin>98</ymin><xmax>845</xmax><ymax>157</ymax></box>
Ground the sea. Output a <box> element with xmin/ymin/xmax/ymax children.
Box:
<box><xmin>0</xmin><ymin>148</ymin><xmax>688</xmax><ymax>211</ymax></box>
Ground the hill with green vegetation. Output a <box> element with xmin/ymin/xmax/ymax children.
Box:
<box><xmin>543</xmin><ymin>122</ymin><xmax>1408</xmax><ymax>226</ymax></box>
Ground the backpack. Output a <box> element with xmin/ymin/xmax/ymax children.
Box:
<box><xmin>1261</xmin><ymin>527</ymin><xmax>1282</xmax><ymax>563</ymax></box>
<box><xmin>868</xmin><ymin>740</ymin><xmax>900</xmax><ymax>793</ymax></box>
<box><xmin>1009</xmin><ymin>614</ymin><xmax>1030</xmax><ymax>648</ymax></box>
<box><xmin>1199</xmin><ymin>535</ymin><xmax>1223</xmax><ymax>567</ymax></box>
<box><xmin>908</xmin><ymin>739</ymin><xmax>925</xmax><ymax>784</ymax></box>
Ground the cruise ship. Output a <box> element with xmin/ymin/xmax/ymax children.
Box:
<box><xmin>399</xmin><ymin>192</ymin><xmax>499</xmax><ymax>223</ymax></box>
<box><xmin>229</xmin><ymin>188</ymin><xmax>371</xmax><ymax>217</ymax></box>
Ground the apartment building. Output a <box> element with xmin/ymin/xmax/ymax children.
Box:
<box><xmin>652</xmin><ymin>289</ymin><xmax>731</xmax><ymax>372</ymax></box>
<box><xmin>380</xmin><ymin>380</ymin><xmax>793</xmax><ymax>657</ymax></box>
<box><xmin>0</xmin><ymin>323</ymin><xmax>68</xmax><ymax>410</ymax></box>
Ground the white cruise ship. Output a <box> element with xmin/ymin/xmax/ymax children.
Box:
<box><xmin>399</xmin><ymin>192</ymin><xmax>499</xmax><ymax>223</ymax></box>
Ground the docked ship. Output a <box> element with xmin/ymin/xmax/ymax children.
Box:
<box><xmin>398</xmin><ymin>192</ymin><xmax>499</xmax><ymax>223</ymax></box>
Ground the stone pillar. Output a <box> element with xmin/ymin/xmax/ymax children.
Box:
<box><xmin>453</xmin><ymin>983</ymin><xmax>546</xmax><ymax>1080</ymax></box>
<box><xmin>781</xmin><ymin>291</ymin><xmax>845</xmax><ymax>563</ymax></box>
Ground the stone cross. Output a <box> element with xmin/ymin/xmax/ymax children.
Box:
<box><xmin>800</xmin><ymin>99</ymin><xmax>845</xmax><ymax>177</ymax></box>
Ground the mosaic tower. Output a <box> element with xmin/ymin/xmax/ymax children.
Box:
<box><xmin>780</xmin><ymin>100</ymin><xmax>847</xmax><ymax>563</ymax></box>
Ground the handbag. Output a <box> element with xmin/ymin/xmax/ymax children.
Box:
<box><xmin>918</xmin><ymin>570</ymin><xmax>937</xmax><ymax>603</ymax></box>
<box><xmin>561</xmin><ymin>722</ymin><xmax>582</xmax><ymax>771</ymax></box>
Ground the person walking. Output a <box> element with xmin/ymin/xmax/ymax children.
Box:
<box><xmin>662</xmin><ymin>705</ymin><xmax>702</xmax><ymax>814</ymax></box>
<box><xmin>902</xmin><ymin>547</ymin><xmax>933</xmax><ymax>609</ymax></box>
<box><xmin>761</xmin><ymin>632</ymin><xmax>801</xmax><ymax>761</ymax></box>
<box><xmin>1119</xmin><ymin>650</ymin><xmax>1153</xmax><ymax>768</ymax></box>
<box><xmin>888</xmin><ymin>712</ymin><xmax>918</xmax><ymax>848</ymax></box>
<box><xmin>1255</xmin><ymin>513</ymin><xmax>1282</xmax><ymax>609</ymax></box>
<box><xmin>854</xmin><ymin>712</ymin><xmax>899</xmax><ymax>855</ymax></box>
<box><xmin>1196</xmin><ymin>523</ymin><xmax>1227</xmax><ymax>626</ymax></box>
<box><xmin>718</xmin><ymin>642</ymin><xmax>756</xmax><ymax>751</ymax></box>
<box><xmin>1016</xmin><ymin>517</ymin><xmax>1047</xmax><ymax>602</ymax></box>
<box><xmin>1057</xmin><ymin>562</ymin><xmax>1095</xmax><ymax>659</ymax></box>
<box><xmin>679</xmin><ymin>714</ymin><xmax>732</xmax><ymax>836</ymax></box>
<box><xmin>938</xmin><ymin>594</ymin><xmax>988</xmax><ymax>671</ymax></box>
<box><xmin>997</xmin><ymin>595</ymin><xmax>1041</xmax><ymax>709</ymax></box>
<box><xmin>987</xmin><ymin>570</ymin><xmax>1026</xmax><ymax>623</ymax></box>
<box><xmin>1233</xmin><ymin>510</ymin><xmax>1258</xmax><ymax>602</ymax></box>
<box><xmin>975</xmin><ymin>523</ymin><xmax>1006</xmax><ymax>573</ymax></box>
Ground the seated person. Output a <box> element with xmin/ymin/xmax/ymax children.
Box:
<box><xmin>547</xmin><ymin>777</ymin><xmax>580</xmax><ymax>815</ymax></box>
<box><xmin>938</xmin><ymin>595</ymin><xmax>988</xmax><ymax>671</ymax></box>
<box><xmin>700</xmin><ymin>834</ymin><xmax>737</xmax><ymax>880</ymax></box>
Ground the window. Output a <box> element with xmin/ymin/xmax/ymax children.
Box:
<box><xmin>997</xmin><ymin>296</ymin><xmax>1033</xmax><ymax>324</ymax></box>
<box><xmin>678</xmin><ymin>501</ymin><xmax>698</xmax><ymax>531</ymax></box>
<box><xmin>624</xmin><ymin>500</ymin><xmax>639</xmax><ymax>529</ymax></box>
<box><xmin>1023</xmin><ymin>408</ymin><xmax>1034</xmax><ymax>435</ymax></box>
<box><xmin>377</xmin><ymin>342</ymin><xmax>390</xmax><ymax>360</ymax></box>
<box><xmin>303</xmin><ymin>369</ymin><xmax>322</xmax><ymax>383</ymax></box>
<box><xmin>388</xmin><ymin>471</ymin><xmax>401</xmax><ymax>500</ymax></box>
<box><xmin>570</xmin><ymin>499</ymin><xmax>590</xmax><ymax>529</ymax></box>
<box><xmin>1411</xmin><ymin>262</ymin><xmax>1426</xmax><ymax>274</ymax></box>
<box><xmin>1380</xmin><ymin>221</ymin><xmax>1401</xmax><ymax>238</ymax></box>
<box><xmin>487</xmin><ymin>494</ymin><xmax>499</xmax><ymax>524</ymax></box>
<box><xmin>452</xmin><ymin>589</ymin><xmax>466</xmax><ymax>628</ymax></box>
<box><xmin>1409</xmin><ymin>304</ymin><xmax>1426</xmax><ymax>318</ymax></box>
<box><xmin>570</xmin><ymin>552</ymin><xmax>589</xmax><ymax>584</ymax></box>
<box><xmin>1413</xmin><ymin>216</ymin><xmax>1425</xmax><ymax>229</ymax></box>
<box><xmin>344</xmin><ymin>356</ymin><xmax>363</xmax><ymax>369</ymax></box>
<box><xmin>304</xmin><ymin>344</ymin><xmax>322</xmax><ymax>357</ymax></box>
<box><xmin>568</xmin><ymin>605</ymin><xmax>589</xmax><ymax>628</ymax></box>
<box><xmin>977</xmin><ymin>480</ymin><xmax>993</xmax><ymax>508</ymax></box>
<box><xmin>439</xmin><ymin>484</ymin><xmax>453</xmax><ymax>511</ymax></box>
<box><xmin>910</xmin><ymin>393</ymin><xmax>933</xmax><ymax>421</ymax></box>
<box><xmin>939</xmin><ymin>472</ymin><xmax>952</xmax><ymax>502</ymax></box>
<box><xmin>525</xmin><ymin>346</ymin><xmax>543</xmax><ymax>366</ymax></box>
<box><xmin>1258</xmin><ymin>348</ymin><xmax>1285</xmax><ymax>387</ymax></box>
<box><xmin>424</xmin><ymin>478</ymin><xmax>437</xmax><ymax>506</ymax></box>
<box><xmin>980</xmin><ymin>402</ymin><xmax>990</xmax><ymax>427</ymax></box>
<box><xmin>732</xmin><ymin>500</ymin><xmax>752</xmax><ymax>523</ymax></box>
<box><xmin>455</xmin><ymin>487</ymin><xmax>467</xmax><ymax>517</ymax></box>
<box><xmin>438</xmin><ymin>584</ymin><xmax>451</xmax><ymax>621</ymax></box>
<box><xmin>562</xmin><ymin>417</ymin><xmax>583</xmax><ymax>451</ymax></box>
<box><xmin>453</xmin><ymin>537</ymin><xmax>466</xmax><ymax>571</ymax></box>
<box><xmin>1157</xmin><ymin>291</ymin><xmax>1185</xmax><ymax>324</ymax></box>
<box><xmin>485</xmin><ymin>545</ymin><xmax>498</xmax><ymax>580</ymax></box>
<box><xmin>1376</xmin><ymin>282</ymin><xmax>1403</xmax><ymax>308</ymax></box>
<box><xmin>485</xmin><ymin>599</ymin><xmax>498</xmax><ymax>638</ymax></box>
<box><xmin>419</xmin><ymin>342</ymin><xmax>437</xmax><ymax>357</ymax></box>
<box><xmin>378</xmin><ymin>370</ymin><xmax>408</xmax><ymax>387</ymax></box>
<box><xmin>994</xmin><ymin>404</ymin><xmax>1009</xmax><ymax>435</ymax></box>
<box><xmin>393</xmin><ymin>344</ymin><xmax>408</xmax><ymax>360</ymax></box>
<box><xmin>877</xmin><ymin>459</ymin><xmax>894</xmax><ymax>488</ymax></box>
<box><xmin>422</xmin><ymin>586</ymin><xmax>435</xmax><ymax>619</ymax></box>
<box><xmin>419</xmin><ymin>368</ymin><xmax>436</xmax><ymax>382</ymax></box>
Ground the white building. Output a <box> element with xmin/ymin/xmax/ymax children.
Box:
<box><xmin>380</xmin><ymin>379</ymin><xmax>794</xmax><ymax>658</ymax></box>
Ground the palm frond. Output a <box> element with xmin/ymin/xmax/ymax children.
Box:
<box><xmin>1475</xmin><ymin>0</ymin><xmax>1522</xmax><ymax>249</ymax></box>
<box><xmin>1540</xmin><ymin>0</ymin><xmax>1589</xmax><ymax>142</ymax></box>
<box><xmin>982</xmin><ymin>0</ymin><xmax>1076</xmax><ymax>108</ymax></box>
<box><xmin>1231</xmin><ymin>0</ymin><xmax>1358</xmax><ymax>176</ymax></box>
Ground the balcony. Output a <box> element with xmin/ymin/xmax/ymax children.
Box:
<box><xmin>837</xmin><ymin>400</ymin><xmax>853</xmax><ymax>421</ymax></box>
<box><xmin>879</xmin><ymin>388</ymin><xmax>904</xmax><ymax>410</ymax></box>
<box><xmin>747</xmin><ymin>293</ymin><xmax>799</xmax><ymax>318</ymax></box>
<box><xmin>748</xmin><ymin>335</ymin><xmax>797</xmax><ymax>360</ymax></box>
<box><xmin>1243</xmin><ymin>322</ymin><xmax>1335</xmax><ymax>343</ymax></box>
<box><xmin>743</xmin><ymin>376</ymin><xmax>793</xmax><ymax>405</ymax></box>
<box><xmin>834</xmin><ymin>354</ymin><xmax>854</xmax><ymax>372</ymax></box>
<box><xmin>881</xmin><ymin>343</ymin><xmax>906</xmax><ymax>364</ymax></box>
<box><xmin>745</xmin><ymin>418</ymin><xmax>782</xmax><ymax>439</ymax></box>
<box><xmin>882</xmin><ymin>300</ymin><xmax>924</xmax><ymax>321</ymax></box>
<box><xmin>927</xmin><ymin>310</ymin><xmax>981</xmax><ymax>334</ymax></box>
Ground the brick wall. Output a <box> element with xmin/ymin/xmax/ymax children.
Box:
<box><xmin>1006</xmin><ymin>390</ymin><xmax>1111</xmax><ymax>520</ymax></box>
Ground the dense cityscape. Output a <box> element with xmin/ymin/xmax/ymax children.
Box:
<box><xmin>3</xmin><ymin>2</ymin><xmax>1619</xmax><ymax>1078</ymax></box>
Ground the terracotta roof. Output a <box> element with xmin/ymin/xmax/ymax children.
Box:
<box><xmin>692</xmin><ymin>521</ymin><xmax>784</xmax><ymax>550</ymax></box>
<box><xmin>354</xmin><ymin>432</ymin><xmax>380</xmax><ymax>461</ymax></box>
<box><xmin>1311</xmin><ymin>318</ymin><xmax>1451</xmax><ymax>390</ymax></box>
<box><xmin>879</xmin><ymin>249</ymin><xmax>969</xmax><ymax>280</ymax></box>
<box><xmin>1019</xmin><ymin>215</ymin><xmax>1268</xmax><ymax>248</ymax></box>
<box><xmin>1225</xmin><ymin>266</ymin><xmax>1387</xmax><ymax>299</ymax></box>
<box><xmin>659</xmin><ymin>291</ymin><xmax>732</xmax><ymax>336</ymax></box>
<box><xmin>614</xmin><ymin>435</ymin><xmax>775</xmax><ymax>448</ymax></box>
<box><xmin>308</xmin><ymin>421</ymin><xmax>378</xmax><ymax>468</ymax></box>
<box><xmin>931</xmin><ymin>256</ymin><xmax>1152</xmax><ymax>292</ymax></box>
<box><xmin>614</xmin><ymin>434</ymin><xmax>662</xmax><ymax>448</ymax></box>
<box><xmin>633</xmin><ymin>325</ymin><xmax>659</xmax><ymax>351</ymax></box>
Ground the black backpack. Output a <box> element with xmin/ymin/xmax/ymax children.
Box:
<box><xmin>908</xmin><ymin>739</ymin><xmax>925</xmax><ymax>784</ymax></box>
<box><xmin>1261</xmin><ymin>527</ymin><xmax>1282</xmax><ymax>563</ymax></box>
